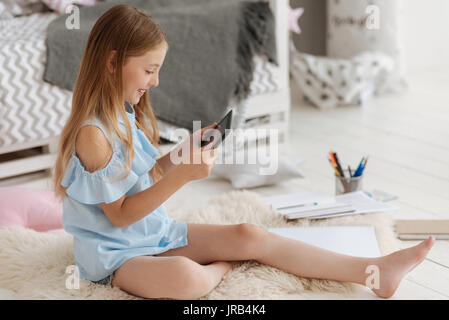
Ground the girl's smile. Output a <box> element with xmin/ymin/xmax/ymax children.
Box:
<box><xmin>137</xmin><ymin>89</ymin><xmax>146</xmax><ymax>97</ymax></box>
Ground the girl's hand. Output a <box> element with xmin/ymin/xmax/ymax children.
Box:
<box><xmin>172</xmin><ymin>122</ymin><xmax>218</xmax><ymax>160</ymax></box>
<box><xmin>181</xmin><ymin>140</ymin><xmax>220</xmax><ymax>182</ymax></box>
<box><xmin>174</xmin><ymin>123</ymin><xmax>221</xmax><ymax>182</ymax></box>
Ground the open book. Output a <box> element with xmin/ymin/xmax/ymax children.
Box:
<box><xmin>264</xmin><ymin>191</ymin><xmax>399</xmax><ymax>220</ymax></box>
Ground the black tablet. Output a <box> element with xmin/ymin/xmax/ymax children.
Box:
<box><xmin>201</xmin><ymin>109</ymin><xmax>233</xmax><ymax>149</ymax></box>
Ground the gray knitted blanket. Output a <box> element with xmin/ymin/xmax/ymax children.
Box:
<box><xmin>43</xmin><ymin>0</ymin><xmax>277</xmax><ymax>131</ymax></box>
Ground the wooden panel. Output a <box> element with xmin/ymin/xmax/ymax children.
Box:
<box><xmin>0</xmin><ymin>153</ymin><xmax>57</xmax><ymax>180</ymax></box>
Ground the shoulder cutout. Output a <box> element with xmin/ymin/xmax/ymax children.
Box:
<box><xmin>75</xmin><ymin>125</ymin><xmax>114</xmax><ymax>173</ymax></box>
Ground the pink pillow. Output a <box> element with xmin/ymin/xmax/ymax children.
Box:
<box><xmin>0</xmin><ymin>187</ymin><xmax>62</xmax><ymax>232</ymax></box>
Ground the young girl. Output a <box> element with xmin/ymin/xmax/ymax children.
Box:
<box><xmin>53</xmin><ymin>4</ymin><xmax>434</xmax><ymax>300</ymax></box>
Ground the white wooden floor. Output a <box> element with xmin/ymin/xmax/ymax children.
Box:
<box><xmin>3</xmin><ymin>70</ymin><xmax>449</xmax><ymax>300</ymax></box>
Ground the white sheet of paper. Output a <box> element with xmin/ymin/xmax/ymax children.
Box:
<box><xmin>312</xmin><ymin>191</ymin><xmax>399</xmax><ymax>219</ymax></box>
<box><xmin>335</xmin><ymin>191</ymin><xmax>399</xmax><ymax>213</ymax></box>
<box><xmin>267</xmin><ymin>226</ymin><xmax>381</xmax><ymax>258</ymax></box>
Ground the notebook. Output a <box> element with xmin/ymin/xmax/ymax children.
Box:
<box><xmin>283</xmin><ymin>204</ymin><xmax>356</xmax><ymax>220</ymax></box>
<box><xmin>265</xmin><ymin>191</ymin><xmax>398</xmax><ymax>220</ymax></box>
<box><xmin>268</xmin><ymin>226</ymin><xmax>381</xmax><ymax>258</ymax></box>
<box><xmin>395</xmin><ymin>219</ymin><xmax>449</xmax><ymax>240</ymax></box>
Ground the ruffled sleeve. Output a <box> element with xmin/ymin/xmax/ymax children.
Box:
<box><xmin>61</xmin><ymin>142</ymin><xmax>156</xmax><ymax>205</ymax></box>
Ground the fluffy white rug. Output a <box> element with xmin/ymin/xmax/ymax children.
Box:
<box><xmin>0</xmin><ymin>190</ymin><xmax>400</xmax><ymax>300</ymax></box>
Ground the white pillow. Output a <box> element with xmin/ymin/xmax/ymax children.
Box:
<box><xmin>156</xmin><ymin>118</ymin><xmax>190</xmax><ymax>143</ymax></box>
<box><xmin>211</xmin><ymin>151</ymin><xmax>304</xmax><ymax>189</ymax></box>
<box><xmin>326</xmin><ymin>0</ymin><xmax>407</xmax><ymax>93</ymax></box>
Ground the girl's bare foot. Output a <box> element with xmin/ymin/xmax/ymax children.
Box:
<box><xmin>370</xmin><ymin>236</ymin><xmax>435</xmax><ymax>298</ymax></box>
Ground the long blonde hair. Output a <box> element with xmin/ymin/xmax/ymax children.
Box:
<box><xmin>53</xmin><ymin>4</ymin><xmax>166</xmax><ymax>201</ymax></box>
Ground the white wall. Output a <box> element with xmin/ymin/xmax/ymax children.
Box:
<box><xmin>402</xmin><ymin>0</ymin><xmax>449</xmax><ymax>74</ymax></box>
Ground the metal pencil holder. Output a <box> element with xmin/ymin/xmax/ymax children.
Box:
<box><xmin>335</xmin><ymin>169</ymin><xmax>363</xmax><ymax>195</ymax></box>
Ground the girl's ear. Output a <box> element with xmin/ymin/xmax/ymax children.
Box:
<box><xmin>107</xmin><ymin>50</ymin><xmax>117</xmax><ymax>74</ymax></box>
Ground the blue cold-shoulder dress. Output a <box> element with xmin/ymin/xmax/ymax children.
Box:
<box><xmin>61</xmin><ymin>101</ymin><xmax>188</xmax><ymax>282</ymax></box>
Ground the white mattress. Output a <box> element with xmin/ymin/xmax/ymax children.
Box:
<box><xmin>0</xmin><ymin>12</ymin><xmax>280</xmax><ymax>150</ymax></box>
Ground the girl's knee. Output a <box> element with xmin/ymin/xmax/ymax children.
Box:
<box><xmin>236</xmin><ymin>223</ymin><xmax>270</xmax><ymax>258</ymax></box>
<box><xmin>172</xmin><ymin>257</ymin><xmax>212</xmax><ymax>299</ymax></box>
<box><xmin>238</xmin><ymin>223</ymin><xmax>268</xmax><ymax>241</ymax></box>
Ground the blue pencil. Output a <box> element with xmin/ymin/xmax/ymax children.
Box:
<box><xmin>353</xmin><ymin>156</ymin><xmax>365</xmax><ymax>177</ymax></box>
<box><xmin>358</xmin><ymin>156</ymin><xmax>369</xmax><ymax>176</ymax></box>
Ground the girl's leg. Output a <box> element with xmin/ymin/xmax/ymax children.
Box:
<box><xmin>156</xmin><ymin>222</ymin><xmax>435</xmax><ymax>298</ymax></box>
<box><xmin>111</xmin><ymin>255</ymin><xmax>233</xmax><ymax>299</ymax></box>
<box><xmin>258</xmin><ymin>231</ymin><xmax>435</xmax><ymax>298</ymax></box>
<box><xmin>155</xmin><ymin>223</ymin><xmax>268</xmax><ymax>263</ymax></box>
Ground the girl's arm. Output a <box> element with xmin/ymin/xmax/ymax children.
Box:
<box><xmin>108</xmin><ymin>144</ymin><xmax>219</xmax><ymax>228</ymax></box>
<box><xmin>101</xmin><ymin>124</ymin><xmax>219</xmax><ymax>228</ymax></box>
<box><xmin>155</xmin><ymin>150</ymin><xmax>177</xmax><ymax>177</ymax></box>
<box><xmin>116</xmin><ymin>164</ymin><xmax>188</xmax><ymax>227</ymax></box>
<box><xmin>76</xmin><ymin>126</ymin><xmax>176</xmax><ymax>228</ymax></box>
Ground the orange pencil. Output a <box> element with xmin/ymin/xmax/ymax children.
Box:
<box><xmin>328</xmin><ymin>157</ymin><xmax>341</xmax><ymax>176</ymax></box>
<box><xmin>329</xmin><ymin>152</ymin><xmax>337</xmax><ymax>165</ymax></box>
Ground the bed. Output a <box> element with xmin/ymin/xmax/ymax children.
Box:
<box><xmin>0</xmin><ymin>0</ymin><xmax>290</xmax><ymax>182</ymax></box>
